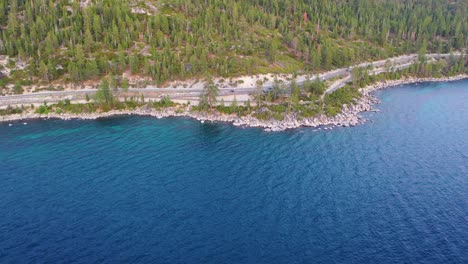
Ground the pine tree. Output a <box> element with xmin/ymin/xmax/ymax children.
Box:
<box><xmin>94</xmin><ymin>79</ymin><xmax>113</xmax><ymax>105</ymax></box>
<box><xmin>121</xmin><ymin>78</ymin><xmax>129</xmax><ymax>92</ymax></box>
<box><xmin>202</xmin><ymin>76</ymin><xmax>219</xmax><ymax>110</ymax></box>
<box><xmin>39</xmin><ymin>61</ymin><xmax>49</xmax><ymax>82</ymax></box>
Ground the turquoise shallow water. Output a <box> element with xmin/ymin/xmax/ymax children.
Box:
<box><xmin>0</xmin><ymin>80</ymin><xmax>467</xmax><ymax>263</ymax></box>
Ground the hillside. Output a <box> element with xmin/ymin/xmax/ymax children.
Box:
<box><xmin>0</xmin><ymin>0</ymin><xmax>466</xmax><ymax>92</ymax></box>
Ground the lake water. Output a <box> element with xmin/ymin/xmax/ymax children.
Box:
<box><xmin>1</xmin><ymin>80</ymin><xmax>467</xmax><ymax>263</ymax></box>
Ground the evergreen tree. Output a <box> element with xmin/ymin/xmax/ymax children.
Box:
<box><xmin>94</xmin><ymin>79</ymin><xmax>113</xmax><ymax>105</ymax></box>
<box><xmin>0</xmin><ymin>0</ymin><xmax>465</xmax><ymax>85</ymax></box>
<box><xmin>202</xmin><ymin>77</ymin><xmax>219</xmax><ymax>110</ymax></box>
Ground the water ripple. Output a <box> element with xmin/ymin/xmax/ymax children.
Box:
<box><xmin>0</xmin><ymin>80</ymin><xmax>467</xmax><ymax>263</ymax></box>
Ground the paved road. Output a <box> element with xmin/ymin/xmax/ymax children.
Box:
<box><xmin>321</xmin><ymin>53</ymin><xmax>461</xmax><ymax>98</ymax></box>
<box><xmin>0</xmin><ymin>53</ymin><xmax>461</xmax><ymax>107</ymax></box>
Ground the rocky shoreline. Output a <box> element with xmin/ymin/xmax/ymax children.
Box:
<box><xmin>2</xmin><ymin>75</ymin><xmax>467</xmax><ymax>131</ymax></box>
<box><xmin>360</xmin><ymin>74</ymin><xmax>468</xmax><ymax>94</ymax></box>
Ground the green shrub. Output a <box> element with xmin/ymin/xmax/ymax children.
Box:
<box><xmin>0</xmin><ymin>105</ymin><xmax>23</xmax><ymax>116</ymax></box>
<box><xmin>35</xmin><ymin>105</ymin><xmax>50</xmax><ymax>114</ymax></box>
<box><xmin>13</xmin><ymin>83</ymin><xmax>24</xmax><ymax>94</ymax></box>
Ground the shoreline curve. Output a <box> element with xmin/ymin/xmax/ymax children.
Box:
<box><xmin>2</xmin><ymin>75</ymin><xmax>467</xmax><ymax>132</ymax></box>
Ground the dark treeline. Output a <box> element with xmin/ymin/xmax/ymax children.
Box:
<box><xmin>0</xmin><ymin>0</ymin><xmax>466</xmax><ymax>85</ymax></box>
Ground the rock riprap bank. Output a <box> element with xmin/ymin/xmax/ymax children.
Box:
<box><xmin>2</xmin><ymin>75</ymin><xmax>466</xmax><ymax>131</ymax></box>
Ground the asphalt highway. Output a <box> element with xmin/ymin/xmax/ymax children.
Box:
<box><xmin>0</xmin><ymin>53</ymin><xmax>460</xmax><ymax>107</ymax></box>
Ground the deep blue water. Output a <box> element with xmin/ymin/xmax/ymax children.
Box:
<box><xmin>1</xmin><ymin>80</ymin><xmax>467</xmax><ymax>263</ymax></box>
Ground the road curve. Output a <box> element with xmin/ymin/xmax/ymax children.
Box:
<box><xmin>321</xmin><ymin>53</ymin><xmax>462</xmax><ymax>98</ymax></box>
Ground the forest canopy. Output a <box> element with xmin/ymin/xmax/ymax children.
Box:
<box><xmin>0</xmin><ymin>0</ymin><xmax>466</xmax><ymax>85</ymax></box>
